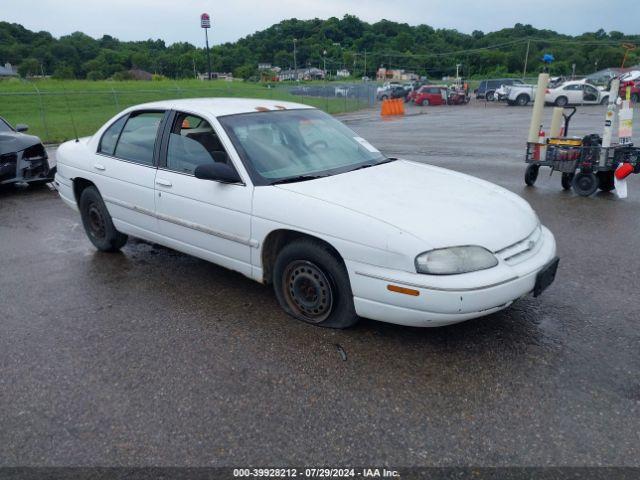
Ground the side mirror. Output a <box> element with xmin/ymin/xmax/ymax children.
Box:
<box><xmin>194</xmin><ymin>163</ymin><xmax>242</xmax><ymax>184</ymax></box>
<box><xmin>15</xmin><ymin>124</ymin><xmax>29</xmax><ymax>133</ymax></box>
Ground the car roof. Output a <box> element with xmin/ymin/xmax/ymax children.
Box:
<box><xmin>124</xmin><ymin>97</ymin><xmax>315</xmax><ymax>117</ymax></box>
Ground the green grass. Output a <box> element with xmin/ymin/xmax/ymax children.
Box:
<box><xmin>0</xmin><ymin>79</ymin><xmax>368</xmax><ymax>143</ymax></box>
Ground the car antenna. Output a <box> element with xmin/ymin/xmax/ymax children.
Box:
<box><xmin>62</xmin><ymin>89</ymin><xmax>80</xmax><ymax>143</ymax></box>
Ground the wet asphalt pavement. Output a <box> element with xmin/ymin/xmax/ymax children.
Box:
<box><xmin>1</xmin><ymin>101</ymin><xmax>639</xmax><ymax>467</ymax></box>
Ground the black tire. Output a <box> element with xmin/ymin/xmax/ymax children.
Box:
<box><xmin>423</xmin><ymin>99</ymin><xmax>430</xmax><ymax>106</ymax></box>
<box><xmin>485</xmin><ymin>91</ymin><xmax>495</xmax><ymax>101</ymax></box>
<box><xmin>380</xmin><ymin>95</ymin><xmax>388</xmax><ymax>101</ymax></box>
<box><xmin>273</xmin><ymin>238</ymin><xmax>358</xmax><ymax>329</ymax></box>
<box><xmin>516</xmin><ymin>94</ymin><xmax>530</xmax><ymax>106</ymax></box>
<box><xmin>600</xmin><ymin>96</ymin><xmax>609</xmax><ymax>105</ymax></box>
<box><xmin>572</xmin><ymin>172</ymin><xmax>599</xmax><ymax>197</ymax></box>
<box><xmin>525</xmin><ymin>164</ymin><xmax>539</xmax><ymax>186</ymax></box>
<box><xmin>561</xmin><ymin>172</ymin><xmax>574</xmax><ymax>190</ymax></box>
<box><xmin>632</xmin><ymin>93</ymin><xmax>639</xmax><ymax>103</ymax></box>
<box><xmin>555</xmin><ymin>96</ymin><xmax>568</xmax><ymax>107</ymax></box>
<box><xmin>597</xmin><ymin>171</ymin><xmax>615</xmax><ymax>192</ymax></box>
<box><xmin>507</xmin><ymin>100</ymin><xmax>516</xmax><ymax>106</ymax></box>
<box><xmin>79</xmin><ymin>186</ymin><xmax>128</xmax><ymax>252</ymax></box>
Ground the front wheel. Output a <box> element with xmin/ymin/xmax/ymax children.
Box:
<box><xmin>600</xmin><ymin>96</ymin><xmax>609</xmax><ymax>105</ymax></box>
<box><xmin>572</xmin><ymin>172</ymin><xmax>599</xmax><ymax>197</ymax></box>
<box><xmin>631</xmin><ymin>93</ymin><xmax>639</xmax><ymax>103</ymax></box>
<box><xmin>555</xmin><ymin>96</ymin><xmax>568</xmax><ymax>107</ymax></box>
<box><xmin>486</xmin><ymin>91</ymin><xmax>495</xmax><ymax>101</ymax></box>
<box><xmin>525</xmin><ymin>164</ymin><xmax>540</xmax><ymax>186</ymax></box>
<box><xmin>516</xmin><ymin>94</ymin><xmax>530</xmax><ymax>106</ymax></box>
<box><xmin>273</xmin><ymin>239</ymin><xmax>358</xmax><ymax>329</ymax></box>
<box><xmin>79</xmin><ymin>186</ymin><xmax>128</xmax><ymax>252</ymax></box>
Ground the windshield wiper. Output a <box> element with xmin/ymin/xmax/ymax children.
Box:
<box><xmin>270</xmin><ymin>174</ymin><xmax>327</xmax><ymax>185</ymax></box>
<box><xmin>349</xmin><ymin>157</ymin><xmax>397</xmax><ymax>172</ymax></box>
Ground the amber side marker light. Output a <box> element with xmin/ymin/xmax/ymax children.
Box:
<box><xmin>387</xmin><ymin>284</ymin><xmax>420</xmax><ymax>296</ymax></box>
<box><xmin>255</xmin><ymin>107</ymin><xmax>270</xmax><ymax>112</ymax></box>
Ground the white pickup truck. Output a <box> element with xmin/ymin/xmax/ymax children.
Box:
<box><xmin>502</xmin><ymin>84</ymin><xmax>538</xmax><ymax>106</ymax></box>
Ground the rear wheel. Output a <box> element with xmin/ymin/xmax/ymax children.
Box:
<box><xmin>423</xmin><ymin>99</ymin><xmax>430</xmax><ymax>106</ymax></box>
<box><xmin>525</xmin><ymin>164</ymin><xmax>539</xmax><ymax>186</ymax></box>
<box><xmin>572</xmin><ymin>172</ymin><xmax>599</xmax><ymax>197</ymax></box>
<box><xmin>79</xmin><ymin>186</ymin><xmax>128</xmax><ymax>252</ymax></box>
<box><xmin>486</xmin><ymin>91</ymin><xmax>495</xmax><ymax>101</ymax></box>
<box><xmin>631</xmin><ymin>93</ymin><xmax>639</xmax><ymax>103</ymax></box>
<box><xmin>273</xmin><ymin>239</ymin><xmax>358</xmax><ymax>329</ymax></box>
<box><xmin>555</xmin><ymin>96</ymin><xmax>568</xmax><ymax>107</ymax></box>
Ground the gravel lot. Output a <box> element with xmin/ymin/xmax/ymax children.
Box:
<box><xmin>1</xmin><ymin>101</ymin><xmax>639</xmax><ymax>467</ymax></box>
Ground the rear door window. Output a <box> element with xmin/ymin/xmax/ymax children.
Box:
<box><xmin>98</xmin><ymin>115</ymin><xmax>127</xmax><ymax>156</ymax></box>
<box><xmin>114</xmin><ymin>112</ymin><xmax>164</xmax><ymax>166</ymax></box>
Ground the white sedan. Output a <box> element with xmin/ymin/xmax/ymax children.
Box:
<box><xmin>54</xmin><ymin>98</ymin><xmax>558</xmax><ymax>328</ymax></box>
<box><xmin>544</xmin><ymin>80</ymin><xmax>609</xmax><ymax>106</ymax></box>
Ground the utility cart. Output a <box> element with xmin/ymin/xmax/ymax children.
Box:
<box><xmin>524</xmin><ymin>107</ymin><xmax>640</xmax><ymax>196</ymax></box>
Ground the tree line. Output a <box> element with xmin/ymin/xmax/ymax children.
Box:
<box><xmin>0</xmin><ymin>16</ymin><xmax>638</xmax><ymax>81</ymax></box>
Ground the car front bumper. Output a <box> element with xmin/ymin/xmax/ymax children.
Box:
<box><xmin>346</xmin><ymin>226</ymin><xmax>557</xmax><ymax>327</ymax></box>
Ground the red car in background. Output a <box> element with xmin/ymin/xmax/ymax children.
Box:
<box><xmin>619</xmin><ymin>80</ymin><xmax>639</xmax><ymax>103</ymax></box>
<box><xmin>413</xmin><ymin>85</ymin><xmax>448</xmax><ymax>106</ymax></box>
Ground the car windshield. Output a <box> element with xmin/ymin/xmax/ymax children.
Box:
<box><xmin>0</xmin><ymin>118</ymin><xmax>13</xmax><ymax>133</ymax></box>
<box><xmin>219</xmin><ymin>109</ymin><xmax>387</xmax><ymax>185</ymax></box>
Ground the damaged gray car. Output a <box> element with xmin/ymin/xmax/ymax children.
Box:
<box><xmin>0</xmin><ymin>116</ymin><xmax>54</xmax><ymax>186</ymax></box>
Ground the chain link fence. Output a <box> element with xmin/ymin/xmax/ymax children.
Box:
<box><xmin>0</xmin><ymin>81</ymin><xmax>379</xmax><ymax>144</ymax></box>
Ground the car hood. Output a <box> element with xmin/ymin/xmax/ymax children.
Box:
<box><xmin>0</xmin><ymin>131</ymin><xmax>43</xmax><ymax>155</ymax></box>
<box><xmin>276</xmin><ymin>160</ymin><xmax>538</xmax><ymax>252</ymax></box>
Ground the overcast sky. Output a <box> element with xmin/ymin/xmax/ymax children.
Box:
<box><xmin>2</xmin><ymin>0</ymin><xmax>637</xmax><ymax>46</ymax></box>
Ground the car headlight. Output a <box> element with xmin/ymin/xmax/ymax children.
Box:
<box><xmin>415</xmin><ymin>246</ymin><xmax>498</xmax><ymax>275</ymax></box>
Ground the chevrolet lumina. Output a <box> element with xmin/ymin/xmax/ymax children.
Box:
<box><xmin>54</xmin><ymin>99</ymin><xmax>558</xmax><ymax>329</ymax></box>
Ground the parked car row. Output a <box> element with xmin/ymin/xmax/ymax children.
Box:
<box><xmin>376</xmin><ymin>82</ymin><xmax>469</xmax><ymax>106</ymax></box>
<box><xmin>483</xmin><ymin>79</ymin><xmax>610</xmax><ymax>107</ymax></box>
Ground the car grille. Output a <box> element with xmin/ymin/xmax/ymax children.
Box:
<box><xmin>495</xmin><ymin>225</ymin><xmax>543</xmax><ymax>265</ymax></box>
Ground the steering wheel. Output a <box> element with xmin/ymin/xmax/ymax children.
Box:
<box><xmin>307</xmin><ymin>140</ymin><xmax>329</xmax><ymax>150</ymax></box>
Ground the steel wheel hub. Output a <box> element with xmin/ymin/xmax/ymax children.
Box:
<box><xmin>88</xmin><ymin>203</ymin><xmax>106</xmax><ymax>239</ymax></box>
<box><xmin>284</xmin><ymin>260</ymin><xmax>333</xmax><ymax>323</ymax></box>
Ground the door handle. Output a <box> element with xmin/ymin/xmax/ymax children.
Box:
<box><xmin>155</xmin><ymin>178</ymin><xmax>172</xmax><ymax>187</ymax></box>
<box><xmin>93</xmin><ymin>163</ymin><xmax>106</xmax><ymax>171</ymax></box>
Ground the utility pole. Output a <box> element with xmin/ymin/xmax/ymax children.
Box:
<box><xmin>323</xmin><ymin>49</ymin><xmax>327</xmax><ymax>77</ymax></box>
<box><xmin>364</xmin><ymin>49</ymin><xmax>367</xmax><ymax>79</ymax></box>
<box><xmin>293</xmin><ymin>38</ymin><xmax>298</xmax><ymax>81</ymax></box>
<box><xmin>522</xmin><ymin>38</ymin><xmax>531</xmax><ymax>80</ymax></box>
<box><xmin>201</xmin><ymin>13</ymin><xmax>212</xmax><ymax>80</ymax></box>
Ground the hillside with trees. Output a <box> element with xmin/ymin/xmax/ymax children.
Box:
<box><xmin>0</xmin><ymin>16</ymin><xmax>638</xmax><ymax>80</ymax></box>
